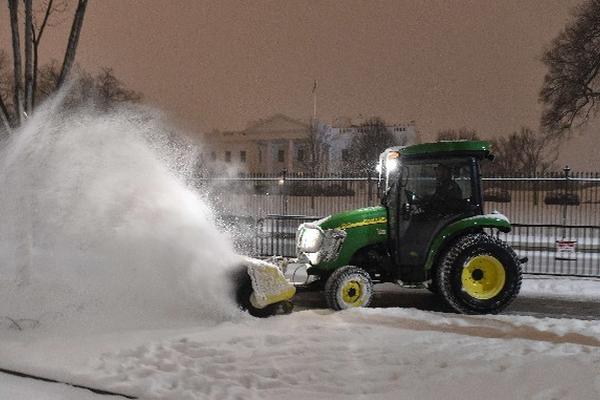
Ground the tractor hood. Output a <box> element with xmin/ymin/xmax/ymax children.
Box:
<box><xmin>318</xmin><ymin>206</ymin><xmax>387</xmax><ymax>231</ymax></box>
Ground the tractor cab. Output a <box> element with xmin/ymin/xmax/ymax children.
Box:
<box><xmin>380</xmin><ymin>141</ymin><xmax>492</xmax><ymax>282</ymax></box>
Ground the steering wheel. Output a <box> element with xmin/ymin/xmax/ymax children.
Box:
<box><xmin>405</xmin><ymin>189</ymin><xmax>422</xmax><ymax>204</ymax></box>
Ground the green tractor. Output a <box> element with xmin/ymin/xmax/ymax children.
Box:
<box><xmin>235</xmin><ymin>140</ymin><xmax>523</xmax><ymax>316</ymax></box>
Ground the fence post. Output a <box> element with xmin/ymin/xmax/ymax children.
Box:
<box><xmin>279</xmin><ymin>169</ymin><xmax>288</xmax><ymax>215</ymax></box>
<box><xmin>562</xmin><ymin>165</ymin><xmax>570</xmax><ymax>239</ymax></box>
<box><xmin>283</xmin><ymin>169</ymin><xmax>288</xmax><ymax>215</ymax></box>
<box><xmin>533</xmin><ymin>172</ymin><xmax>539</xmax><ymax>206</ymax></box>
<box><xmin>367</xmin><ymin>171</ymin><xmax>373</xmax><ymax>204</ymax></box>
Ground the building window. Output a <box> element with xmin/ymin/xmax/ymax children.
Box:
<box><xmin>225</xmin><ymin>151</ymin><xmax>231</xmax><ymax>163</ymax></box>
<box><xmin>210</xmin><ymin>151</ymin><xmax>216</xmax><ymax>161</ymax></box>
<box><xmin>278</xmin><ymin>149</ymin><xmax>285</xmax><ymax>162</ymax></box>
<box><xmin>342</xmin><ymin>149</ymin><xmax>350</xmax><ymax>162</ymax></box>
<box><xmin>240</xmin><ymin>150</ymin><xmax>246</xmax><ymax>163</ymax></box>
<box><xmin>297</xmin><ymin>148</ymin><xmax>305</xmax><ymax>162</ymax></box>
<box><xmin>258</xmin><ymin>149</ymin><xmax>262</xmax><ymax>163</ymax></box>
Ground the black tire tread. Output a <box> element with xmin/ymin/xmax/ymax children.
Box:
<box><xmin>324</xmin><ymin>265</ymin><xmax>373</xmax><ymax>311</ymax></box>
<box><xmin>436</xmin><ymin>233</ymin><xmax>522</xmax><ymax>314</ymax></box>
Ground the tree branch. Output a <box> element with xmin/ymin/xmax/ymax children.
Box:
<box><xmin>35</xmin><ymin>0</ymin><xmax>55</xmax><ymax>45</ymax></box>
<box><xmin>58</xmin><ymin>0</ymin><xmax>89</xmax><ymax>88</ymax></box>
<box><xmin>24</xmin><ymin>0</ymin><xmax>34</xmax><ymax>115</ymax></box>
<box><xmin>0</xmin><ymin>93</ymin><xmax>12</xmax><ymax>135</ymax></box>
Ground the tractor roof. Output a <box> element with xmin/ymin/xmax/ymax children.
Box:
<box><xmin>384</xmin><ymin>140</ymin><xmax>492</xmax><ymax>160</ymax></box>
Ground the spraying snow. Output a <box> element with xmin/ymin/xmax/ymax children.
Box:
<box><xmin>0</xmin><ymin>95</ymin><xmax>244</xmax><ymax>332</ymax></box>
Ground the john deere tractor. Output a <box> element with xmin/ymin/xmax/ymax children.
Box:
<box><xmin>235</xmin><ymin>140</ymin><xmax>523</xmax><ymax>316</ymax></box>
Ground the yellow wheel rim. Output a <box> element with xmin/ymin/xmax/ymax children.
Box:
<box><xmin>461</xmin><ymin>255</ymin><xmax>506</xmax><ymax>300</ymax></box>
<box><xmin>341</xmin><ymin>280</ymin><xmax>364</xmax><ymax>306</ymax></box>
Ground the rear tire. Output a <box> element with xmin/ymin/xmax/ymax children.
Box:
<box><xmin>325</xmin><ymin>266</ymin><xmax>373</xmax><ymax>310</ymax></box>
<box><xmin>437</xmin><ymin>233</ymin><xmax>522</xmax><ymax>314</ymax></box>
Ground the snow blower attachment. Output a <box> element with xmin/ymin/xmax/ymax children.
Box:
<box><xmin>234</xmin><ymin>140</ymin><xmax>523</xmax><ymax>317</ymax></box>
<box><xmin>233</xmin><ymin>257</ymin><xmax>296</xmax><ymax>317</ymax></box>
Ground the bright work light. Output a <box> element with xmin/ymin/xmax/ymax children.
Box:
<box><xmin>385</xmin><ymin>151</ymin><xmax>400</xmax><ymax>172</ymax></box>
<box><xmin>298</xmin><ymin>226</ymin><xmax>323</xmax><ymax>253</ymax></box>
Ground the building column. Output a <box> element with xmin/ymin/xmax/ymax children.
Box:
<box><xmin>266</xmin><ymin>141</ymin><xmax>273</xmax><ymax>174</ymax></box>
<box><xmin>287</xmin><ymin>139</ymin><xmax>294</xmax><ymax>172</ymax></box>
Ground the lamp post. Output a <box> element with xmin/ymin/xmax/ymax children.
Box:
<box><xmin>279</xmin><ymin>169</ymin><xmax>288</xmax><ymax>215</ymax></box>
<box><xmin>562</xmin><ymin>165</ymin><xmax>570</xmax><ymax>239</ymax></box>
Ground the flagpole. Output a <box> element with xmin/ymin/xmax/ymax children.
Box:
<box><xmin>312</xmin><ymin>80</ymin><xmax>317</xmax><ymax>125</ymax></box>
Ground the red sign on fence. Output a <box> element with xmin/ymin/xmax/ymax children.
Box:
<box><xmin>555</xmin><ymin>240</ymin><xmax>577</xmax><ymax>261</ymax></box>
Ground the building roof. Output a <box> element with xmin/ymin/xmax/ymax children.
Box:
<box><xmin>386</xmin><ymin>140</ymin><xmax>492</xmax><ymax>160</ymax></box>
<box><xmin>244</xmin><ymin>113</ymin><xmax>310</xmax><ymax>134</ymax></box>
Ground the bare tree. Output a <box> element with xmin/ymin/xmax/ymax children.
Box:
<box><xmin>94</xmin><ymin>67</ymin><xmax>142</xmax><ymax>110</ymax></box>
<box><xmin>2</xmin><ymin>0</ymin><xmax>89</xmax><ymax>129</ymax></box>
<box><xmin>299</xmin><ymin>120</ymin><xmax>330</xmax><ymax>175</ymax></box>
<box><xmin>24</xmin><ymin>0</ymin><xmax>34</xmax><ymax>115</ymax></box>
<box><xmin>486</xmin><ymin>127</ymin><xmax>558</xmax><ymax>176</ymax></box>
<box><xmin>346</xmin><ymin>117</ymin><xmax>396</xmax><ymax>173</ymax></box>
<box><xmin>31</xmin><ymin>0</ymin><xmax>69</xmax><ymax>108</ymax></box>
<box><xmin>540</xmin><ymin>0</ymin><xmax>600</xmax><ymax>137</ymax></box>
<box><xmin>0</xmin><ymin>51</ymin><xmax>12</xmax><ymax>134</ymax></box>
<box><xmin>436</xmin><ymin>127</ymin><xmax>480</xmax><ymax>141</ymax></box>
<box><xmin>58</xmin><ymin>0</ymin><xmax>89</xmax><ymax>87</ymax></box>
<box><xmin>35</xmin><ymin>62</ymin><xmax>141</xmax><ymax>109</ymax></box>
<box><xmin>8</xmin><ymin>0</ymin><xmax>24</xmax><ymax>125</ymax></box>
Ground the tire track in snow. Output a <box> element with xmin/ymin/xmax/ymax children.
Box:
<box><xmin>345</xmin><ymin>310</ymin><xmax>600</xmax><ymax>347</ymax></box>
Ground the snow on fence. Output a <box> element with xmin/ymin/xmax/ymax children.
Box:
<box><xmin>202</xmin><ymin>171</ymin><xmax>600</xmax><ymax>277</ymax></box>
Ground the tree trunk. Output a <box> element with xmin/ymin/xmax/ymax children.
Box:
<box><xmin>32</xmin><ymin>0</ymin><xmax>55</xmax><ymax>108</ymax></box>
<box><xmin>58</xmin><ymin>0</ymin><xmax>89</xmax><ymax>88</ymax></box>
<box><xmin>32</xmin><ymin>44</ymin><xmax>39</xmax><ymax>108</ymax></box>
<box><xmin>24</xmin><ymin>0</ymin><xmax>34</xmax><ymax>116</ymax></box>
<box><xmin>8</xmin><ymin>0</ymin><xmax>24</xmax><ymax>125</ymax></box>
<box><xmin>0</xmin><ymin>95</ymin><xmax>12</xmax><ymax>135</ymax></box>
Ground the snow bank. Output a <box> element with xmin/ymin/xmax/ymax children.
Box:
<box><xmin>521</xmin><ymin>277</ymin><xmax>600</xmax><ymax>301</ymax></box>
<box><xmin>0</xmin><ymin>96</ymin><xmax>244</xmax><ymax>332</ymax></box>
<box><xmin>87</xmin><ymin>309</ymin><xmax>600</xmax><ymax>400</ymax></box>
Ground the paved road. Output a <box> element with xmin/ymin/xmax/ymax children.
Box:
<box><xmin>292</xmin><ymin>285</ymin><xmax>600</xmax><ymax>320</ymax></box>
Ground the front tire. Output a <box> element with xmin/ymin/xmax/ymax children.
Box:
<box><xmin>325</xmin><ymin>266</ymin><xmax>374</xmax><ymax>310</ymax></box>
<box><xmin>437</xmin><ymin>233</ymin><xmax>522</xmax><ymax>314</ymax></box>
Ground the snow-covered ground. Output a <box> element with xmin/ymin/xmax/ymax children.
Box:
<box><xmin>521</xmin><ymin>276</ymin><xmax>600</xmax><ymax>301</ymax></box>
<box><xmin>1</xmin><ymin>277</ymin><xmax>599</xmax><ymax>400</ymax></box>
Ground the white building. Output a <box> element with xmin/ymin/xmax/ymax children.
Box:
<box><xmin>201</xmin><ymin>114</ymin><xmax>418</xmax><ymax>174</ymax></box>
<box><xmin>324</xmin><ymin>117</ymin><xmax>419</xmax><ymax>172</ymax></box>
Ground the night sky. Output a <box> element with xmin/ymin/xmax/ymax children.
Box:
<box><xmin>1</xmin><ymin>0</ymin><xmax>596</xmax><ymax>168</ymax></box>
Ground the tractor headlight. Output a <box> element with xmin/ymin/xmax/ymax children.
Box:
<box><xmin>297</xmin><ymin>225</ymin><xmax>324</xmax><ymax>253</ymax></box>
<box><xmin>385</xmin><ymin>151</ymin><xmax>400</xmax><ymax>172</ymax></box>
<box><xmin>297</xmin><ymin>224</ymin><xmax>346</xmax><ymax>266</ymax></box>
<box><xmin>385</xmin><ymin>158</ymin><xmax>398</xmax><ymax>172</ymax></box>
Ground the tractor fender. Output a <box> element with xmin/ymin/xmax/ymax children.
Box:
<box><xmin>424</xmin><ymin>213</ymin><xmax>511</xmax><ymax>271</ymax></box>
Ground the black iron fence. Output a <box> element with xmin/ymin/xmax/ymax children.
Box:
<box><xmin>205</xmin><ymin>169</ymin><xmax>600</xmax><ymax>277</ymax></box>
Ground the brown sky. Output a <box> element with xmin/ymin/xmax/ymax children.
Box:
<box><xmin>1</xmin><ymin>0</ymin><xmax>597</xmax><ymax>168</ymax></box>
